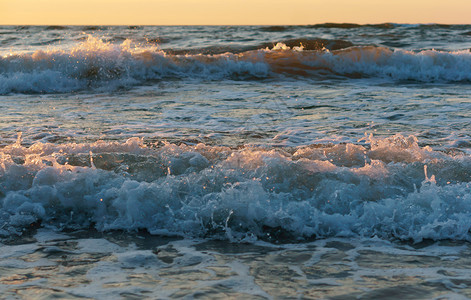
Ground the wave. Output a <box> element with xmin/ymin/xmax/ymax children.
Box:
<box><xmin>258</xmin><ymin>23</ymin><xmax>466</xmax><ymax>30</ymax></box>
<box><xmin>257</xmin><ymin>38</ymin><xmax>354</xmax><ymax>51</ymax></box>
<box><xmin>1</xmin><ymin>36</ymin><xmax>471</xmax><ymax>94</ymax></box>
<box><xmin>305</xmin><ymin>23</ymin><xmax>471</xmax><ymax>29</ymax></box>
<box><xmin>307</xmin><ymin>23</ymin><xmax>396</xmax><ymax>29</ymax></box>
<box><xmin>44</xmin><ymin>25</ymin><xmax>69</xmax><ymax>30</ymax></box>
<box><xmin>1</xmin><ymin>134</ymin><xmax>471</xmax><ymax>243</ymax></box>
<box><xmin>260</xmin><ymin>26</ymin><xmax>292</xmax><ymax>32</ymax></box>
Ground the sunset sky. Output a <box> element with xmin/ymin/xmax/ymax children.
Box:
<box><xmin>1</xmin><ymin>0</ymin><xmax>470</xmax><ymax>25</ymax></box>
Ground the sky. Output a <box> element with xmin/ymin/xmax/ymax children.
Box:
<box><xmin>1</xmin><ymin>0</ymin><xmax>471</xmax><ymax>25</ymax></box>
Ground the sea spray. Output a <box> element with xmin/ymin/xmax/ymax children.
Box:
<box><xmin>2</xmin><ymin>36</ymin><xmax>471</xmax><ymax>94</ymax></box>
<box><xmin>1</xmin><ymin>135</ymin><xmax>470</xmax><ymax>242</ymax></box>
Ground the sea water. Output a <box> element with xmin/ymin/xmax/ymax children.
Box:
<box><xmin>1</xmin><ymin>24</ymin><xmax>471</xmax><ymax>299</ymax></box>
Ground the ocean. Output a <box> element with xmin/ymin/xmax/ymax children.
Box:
<box><xmin>1</xmin><ymin>24</ymin><xmax>471</xmax><ymax>299</ymax></box>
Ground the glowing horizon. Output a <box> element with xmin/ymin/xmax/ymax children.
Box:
<box><xmin>1</xmin><ymin>0</ymin><xmax>471</xmax><ymax>26</ymax></box>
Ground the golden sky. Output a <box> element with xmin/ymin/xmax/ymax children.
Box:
<box><xmin>1</xmin><ymin>0</ymin><xmax>470</xmax><ymax>25</ymax></box>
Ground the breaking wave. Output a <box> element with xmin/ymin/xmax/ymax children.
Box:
<box><xmin>1</xmin><ymin>36</ymin><xmax>471</xmax><ymax>94</ymax></box>
<box><xmin>1</xmin><ymin>134</ymin><xmax>471</xmax><ymax>243</ymax></box>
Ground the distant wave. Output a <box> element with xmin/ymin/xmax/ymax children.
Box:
<box><xmin>3</xmin><ymin>23</ymin><xmax>471</xmax><ymax>36</ymax></box>
<box><xmin>1</xmin><ymin>134</ymin><xmax>471</xmax><ymax>242</ymax></box>
<box><xmin>259</xmin><ymin>23</ymin><xmax>471</xmax><ymax>30</ymax></box>
<box><xmin>44</xmin><ymin>25</ymin><xmax>69</xmax><ymax>30</ymax></box>
<box><xmin>256</xmin><ymin>38</ymin><xmax>354</xmax><ymax>51</ymax></box>
<box><xmin>306</xmin><ymin>23</ymin><xmax>396</xmax><ymax>29</ymax></box>
<box><xmin>1</xmin><ymin>36</ymin><xmax>471</xmax><ymax>94</ymax></box>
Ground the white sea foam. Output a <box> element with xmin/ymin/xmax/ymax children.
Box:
<box><xmin>1</xmin><ymin>37</ymin><xmax>471</xmax><ymax>94</ymax></box>
<box><xmin>0</xmin><ymin>134</ymin><xmax>470</xmax><ymax>242</ymax></box>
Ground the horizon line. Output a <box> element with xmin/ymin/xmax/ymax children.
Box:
<box><xmin>1</xmin><ymin>22</ymin><xmax>470</xmax><ymax>26</ymax></box>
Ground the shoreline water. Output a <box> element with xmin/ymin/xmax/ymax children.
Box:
<box><xmin>1</xmin><ymin>24</ymin><xmax>471</xmax><ymax>298</ymax></box>
<box><xmin>2</xmin><ymin>228</ymin><xmax>471</xmax><ymax>299</ymax></box>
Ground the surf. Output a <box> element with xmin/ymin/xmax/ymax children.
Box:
<box><xmin>1</xmin><ymin>36</ymin><xmax>471</xmax><ymax>94</ymax></box>
<box><xmin>1</xmin><ymin>134</ymin><xmax>470</xmax><ymax>243</ymax></box>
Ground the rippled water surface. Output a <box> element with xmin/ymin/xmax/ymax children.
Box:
<box><xmin>1</xmin><ymin>24</ymin><xmax>471</xmax><ymax>299</ymax></box>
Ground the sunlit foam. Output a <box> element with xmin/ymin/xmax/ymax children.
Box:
<box><xmin>1</xmin><ymin>134</ymin><xmax>470</xmax><ymax>242</ymax></box>
<box><xmin>1</xmin><ymin>37</ymin><xmax>471</xmax><ymax>94</ymax></box>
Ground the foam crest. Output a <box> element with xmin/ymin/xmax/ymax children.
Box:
<box><xmin>2</xmin><ymin>37</ymin><xmax>471</xmax><ymax>94</ymax></box>
<box><xmin>1</xmin><ymin>134</ymin><xmax>470</xmax><ymax>243</ymax></box>
<box><xmin>0</xmin><ymin>36</ymin><xmax>269</xmax><ymax>94</ymax></box>
<box><xmin>256</xmin><ymin>45</ymin><xmax>471</xmax><ymax>81</ymax></box>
